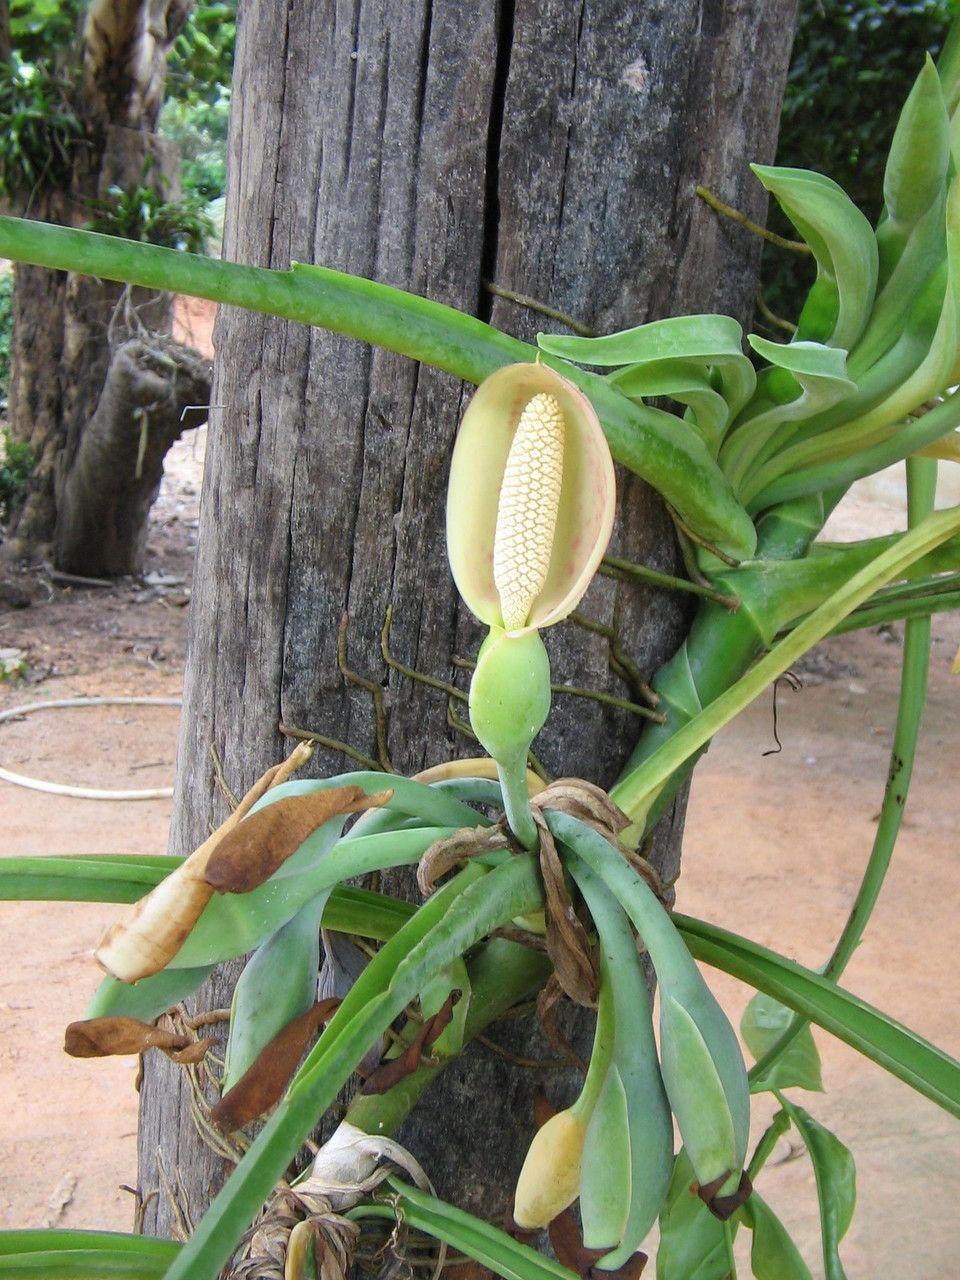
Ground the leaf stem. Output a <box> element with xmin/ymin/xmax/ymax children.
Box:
<box><xmin>748</xmin><ymin>457</ymin><xmax>937</xmax><ymax>1085</ymax></box>
<box><xmin>0</xmin><ymin>213</ymin><xmax>757</xmax><ymax>559</ymax></box>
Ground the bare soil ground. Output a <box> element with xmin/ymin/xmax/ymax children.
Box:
<box><xmin>0</xmin><ymin>312</ymin><xmax>956</xmax><ymax>1272</ymax></box>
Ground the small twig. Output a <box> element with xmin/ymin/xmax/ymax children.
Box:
<box><xmin>279</xmin><ymin>720</ymin><xmax>382</xmax><ymax>772</ymax></box>
<box><xmin>483</xmin><ymin>280</ymin><xmax>598</xmax><ymax>338</ymax></box>
<box><xmin>754</xmin><ymin>288</ymin><xmax>797</xmax><ymax>336</ymax></box>
<box><xmin>338</xmin><ymin>613</ymin><xmax>394</xmax><ymax>771</ymax></box>
<box><xmin>665</xmin><ymin>502</ymin><xmax>741</xmax><ymax>568</ymax></box>
<box><xmin>451</xmin><ymin>655</ymin><xmax>664</xmax><ymax>722</ymax></box>
<box><xmin>762</xmin><ymin>670</ymin><xmax>803</xmax><ymax>757</ymax></box>
<box><xmin>45</xmin><ymin>566</ymin><xmax>114</xmax><ymax>589</ymax></box>
<box><xmin>601</xmin><ymin>555</ymin><xmax>740</xmax><ymax>611</ymax></box>
<box><xmin>474</xmin><ymin>1033</ymin><xmax>569</xmax><ymax>1070</ymax></box>
<box><xmin>209</xmin><ymin>744</ymin><xmax>240</xmax><ymax>810</ymax></box>
<box><xmin>696</xmin><ymin>184</ymin><xmax>812</xmax><ymax>254</ymax></box>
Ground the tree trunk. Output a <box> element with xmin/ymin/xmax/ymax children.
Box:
<box><xmin>3</xmin><ymin>0</ymin><xmax>199</xmax><ymax>575</ymax></box>
<box><xmin>139</xmin><ymin>0</ymin><xmax>797</xmax><ymax>1243</ymax></box>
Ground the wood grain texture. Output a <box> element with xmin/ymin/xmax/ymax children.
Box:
<box><xmin>139</xmin><ymin>0</ymin><xmax>797</xmax><ymax>1237</ymax></box>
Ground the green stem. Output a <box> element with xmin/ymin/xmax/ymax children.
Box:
<box><xmin>497</xmin><ymin>758</ymin><xmax>539</xmax><ymax>850</ymax></box>
<box><xmin>748</xmin><ymin>456</ymin><xmax>937</xmax><ymax>1085</ymax></box>
<box><xmin>0</xmin><ymin>214</ymin><xmax>756</xmax><ymax>559</ymax></box>
<box><xmin>610</xmin><ymin>504</ymin><xmax>960</xmax><ymax>822</ymax></box>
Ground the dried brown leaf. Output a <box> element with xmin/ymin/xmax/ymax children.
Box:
<box><xmin>64</xmin><ymin>1015</ymin><xmax>210</xmax><ymax>1064</ymax></box>
<box><xmin>549</xmin><ymin>1207</ymin><xmax>647</xmax><ymax>1280</ymax></box>
<box><xmin>416</xmin><ymin>825</ymin><xmax>509</xmax><ymax>897</ymax></box>
<box><xmin>211</xmin><ymin>998</ymin><xmax>340</xmax><ymax>1132</ymax></box>
<box><xmin>534</xmin><ymin>813</ymin><xmax>598</xmax><ymax>1008</ymax></box>
<box><xmin>96</xmin><ymin>746</ymin><xmax>315</xmax><ymax>983</ymax></box>
<box><xmin>359</xmin><ymin>992</ymin><xmax>459</xmax><ymax>1095</ymax></box>
<box><xmin>205</xmin><ymin>787</ymin><xmax>392</xmax><ymax>893</ymax></box>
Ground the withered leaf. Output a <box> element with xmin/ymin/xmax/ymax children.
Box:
<box><xmin>416</xmin><ymin>825</ymin><xmax>509</xmax><ymax>897</ymax></box>
<box><xmin>211</xmin><ymin>998</ymin><xmax>340</xmax><ymax>1131</ymax></box>
<box><xmin>535</xmin><ymin>974</ymin><xmax>589</xmax><ymax>1077</ymax></box>
<box><xmin>205</xmin><ymin>787</ymin><xmax>392</xmax><ymax>893</ymax></box>
<box><xmin>534</xmin><ymin>813</ymin><xmax>599</xmax><ymax>1008</ymax></box>
<box><xmin>696</xmin><ymin>1168</ymin><xmax>753</xmax><ymax>1221</ymax></box>
<box><xmin>64</xmin><ymin>1015</ymin><xmax>210</xmax><ymax>1064</ymax></box>
<box><xmin>96</xmin><ymin>744</ymin><xmax>316</xmax><ymax>983</ymax></box>
<box><xmin>359</xmin><ymin>991</ymin><xmax>460</xmax><ymax>1095</ymax></box>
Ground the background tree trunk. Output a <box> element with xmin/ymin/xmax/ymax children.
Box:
<box><xmin>139</xmin><ymin>0</ymin><xmax>797</xmax><ymax>1241</ymax></box>
<box><xmin>3</xmin><ymin>0</ymin><xmax>206</xmax><ymax>575</ymax></box>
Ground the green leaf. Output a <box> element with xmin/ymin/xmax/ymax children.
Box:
<box><xmin>741</xmin><ymin>992</ymin><xmax>823</xmax><ymax>1094</ymax></box>
<box><xmin>779</xmin><ymin>1100</ymin><xmax>856</xmax><ymax>1280</ymax></box>
<box><xmin>0</xmin><ymin>853</ymin><xmax>414</xmax><ymax>944</ymax></box>
<box><xmin>741</xmin><ymin>1193</ymin><xmax>813</xmax><ymax>1280</ymax></box>
<box><xmin>0</xmin><ymin>1229</ymin><xmax>178</xmax><ymax>1278</ymax></box>
<box><xmin>721</xmin><ymin>338</ymin><xmax>856</xmax><ymax>487</ymax></box>
<box><xmin>607</xmin><ymin>359</ymin><xmax>731</xmax><ymax>451</ymax></box>
<box><xmin>882</xmin><ymin>57</ymin><xmax>950</xmax><ymax>251</ymax></box>
<box><xmin>677</xmin><ymin>914</ymin><xmax>960</xmax><ymax>1120</ymax></box>
<box><xmin>0</xmin><ymin>213</ymin><xmax>757</xmax><ymax>561</ymax></box>
<box><xmin>0</xmin><ymin>854</ymin><xmax>181</xmax><ymax>903</ymax></box>
<box><xmin>365</xmin><ymin>1178</ymin><xmax>578</xmax><ymax>1280</ymax></box>
<box><xmin>752</xmin><ymin>166</ymin><xmax>878</xmax><ymax>352</ymax></box>
<box><xmin>538</xmin><ymin>313</ymin><xmax>744</xmax><ymax>367</ymax></box>
<box><xmin>656</xmin><ymin>1151</ymin><xmax>731</xmax><ymax>1280</ymax></box>
<box><xmin>86</xmin><ymin>965</ymin><xmax>214</xmax><ymax>1022</ymax></box>
<box><xmin>539</xmin><ymin>313</ymin><xmax>757</xmax><ymax>449</ymax></box>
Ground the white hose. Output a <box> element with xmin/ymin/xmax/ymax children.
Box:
<box><xmin>0</xmin><ymin>696</ymin><xmax>181</xmax><ymax>800</ymax></box>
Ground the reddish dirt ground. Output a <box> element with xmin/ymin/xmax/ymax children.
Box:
<box><xmin>0</xmin><ymin>310</ymin><xmax>957</xmax><ymax>1271</ymax></box>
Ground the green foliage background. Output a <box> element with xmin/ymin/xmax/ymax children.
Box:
<box><xmin>763</xmin><ymin>0</ymin><xmax>958</xmax><ymax>321</ymax></box>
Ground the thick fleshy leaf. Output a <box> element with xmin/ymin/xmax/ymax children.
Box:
<box><xmin>86</xmin><ymin>965</ymin><xmax>214</xmax><ymax>1023</ymax></box>
<box><xmin>879</xmin><ymin>57</ymin><xmax>951</xmax><ymax>281</ymax></box>
<box><xmin>780</xmin><ymin>1100</ymin><xmax>856</xmax><ymax>1280</ymax></box>
<box><xmin>751</xmin><ymin>166</ymin><xmax>877</xmax><ymax>353</ymax></box>
<box><xmin>447</xmin><ymin>362</ymin><xmax>615</xmax><ymax>633</ymax></box>
<box><xmin>541</xmin><ymin>314</ymin><xmax>756</xmax><ymax>449</ymax></box>
<box><xmin>720</xmin><ymin>339</ymin><xmax>856</xmax><ymax>486</ymax></box>
<box><xmin>606</xmin><ymin>360</ymin><xmax>730</xmax><ymax>451</ymax></box>
<box><xmin>742</xmin><ymin>991</ymin><xmax>824</xmax><ymax>1094</ymax></box>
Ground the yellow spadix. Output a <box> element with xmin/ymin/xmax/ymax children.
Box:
<box><xmin>447</xmin><ymin>363</ymin><xmax>615</xmax><ymax>635</ymax></box>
